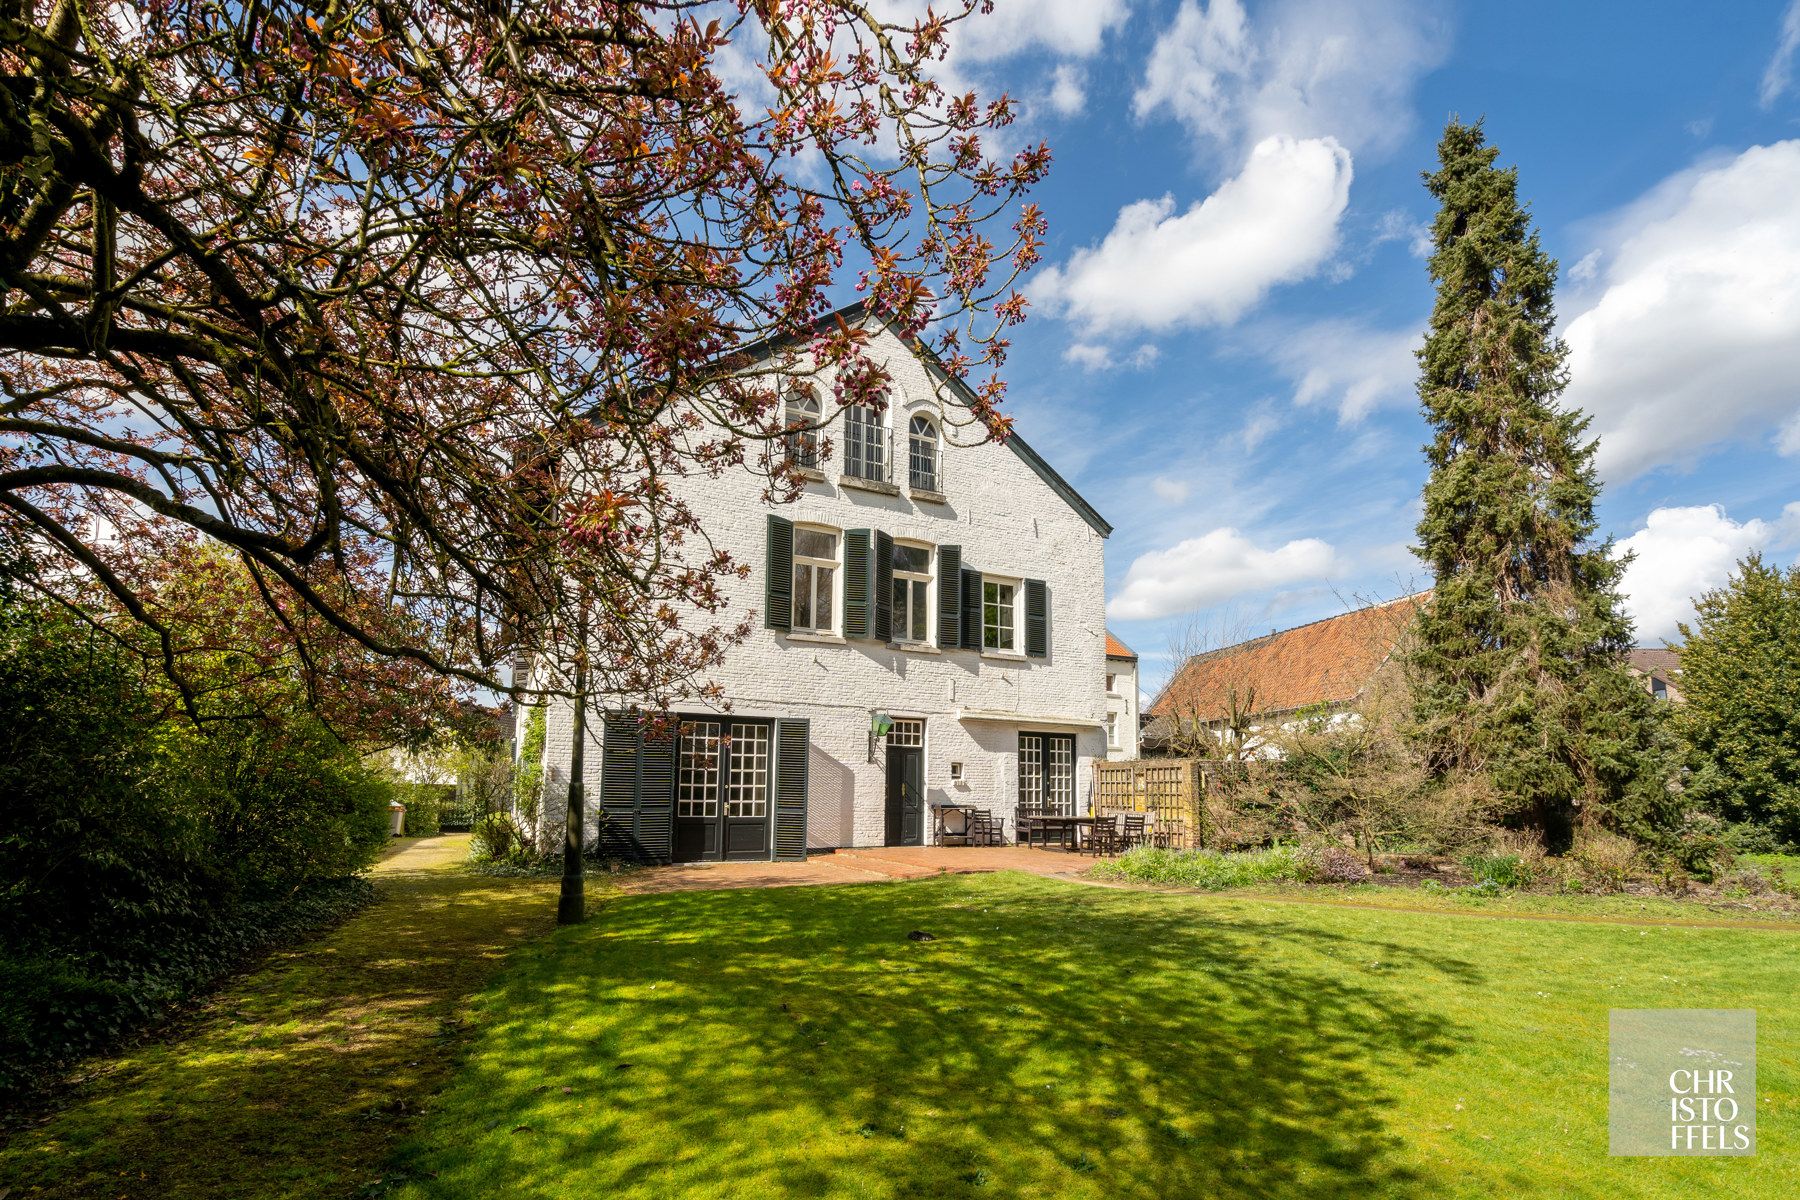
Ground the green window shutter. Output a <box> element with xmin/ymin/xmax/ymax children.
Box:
<box><xmin>960</xmin><ymin>567</ymin><xmax>983</xmax><ymax>650</ymax></box>
<box><xmin>873</xmin><ymin>530</ymin><xmax>894</xmax><ymax>643</ymax></box>
<box><xmin>599</xmin><ymin>711</ymin><xmax>675</xmax><ymax>865</ymax></box>
<box><xmin>765</xmin><ymin>515</ymin><xmax>793</xmax><ymax>631</ymax></box>
<box><xmin>937</xmin><ymin>545</ymin><xmax>962</xmax><ymax>648</ymax></box>
<box><xmin>772</xmin><ymin>718</ymin><xmax>811</xmax><ymax>861</ymax></box>
<box><xmin>599</xmin><ymin>711</ymin><xmax>641</xmax><ymax>860</ymax></box>
<box><xmin>1024</xmin><ymin>578</ymin><xmax>1049</xmax><ymax>658</ymax></box>
<box><xmin>636</xmin><ymin>717</ymin><xmax>675</xmax><ymax>864</ymax></box>
<box><xmin>844</xmin><ymin>529</ymin><xmax>871</xmax><ymax>638</ymax></box>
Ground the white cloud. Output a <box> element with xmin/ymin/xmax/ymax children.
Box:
<box><xmin>1133</xmin><ymin>0</ymin><xmax>1448</xmax><ymax>160</ymax></box>
<box><xmin>1108</xmin><ymin>527</ymin><xmax>1341</xmax><ymax>620</ymax></box>
<box><xmin>1615</xmin><ymin>503</ymin><xmax>1800</xmax><ymax>643</ymax></box>
<box><xmin>1035</xmin><ymin>135</ymin><xmax>1352</xmax><ymax>336</ymax></box>
<box><xmin>1237</xmin><ymin>399</ymin><xmax>1283</xmax><ymax>451</ymax></box>
<box><xmin>1047</xmin><ymin>63</ymin><xmax>1087</xmax><ymax>116</ymax></box>
<box><xmin>1374</xmin><ymin>210</ymin><xmax>1433</xmax><ymax>259</ymax></box>
<box><xmin>1063</xmin><ymin>341</ymin><xmax>1160</xmax><ymax>371</ymax></box>
<box><xmin>1568</xmin><ymin>249</ymin><xmax>1601</xmax><ymax>283</ymax></box>
<box><xmin>1256</xmin><ymin>318</ymin><xmax>1419</xmax><ymax>422</ymax></box>
<box><xmin>942</xmin><ymin>0</ymin><xmax>1131</xmax><ymax>63</ymax></box>
<box><xmin>1760</xmin><ymin>0</ymin><xmax>1800</xmax><ymax>108</ymax></box>
<box><xmin>1150</xmin><ymin>477</ymin><xmax>1192</xmax><ymax>504</ymax></box>
<box><xmin>1780</xmin><ymin>411</ymin><xmax>1800</xmax><ymax>456</ymax></box>
<box><xmin>1562</xmin><ymin>141</ymin><xmax>1800</xmax><ymax>480</ymax></box>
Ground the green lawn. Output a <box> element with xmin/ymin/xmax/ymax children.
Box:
<box><xmin>0</xmin><ymin>836</ymin><xmax>578</xmax><ymax>1200</ymax></box>
<box><xmin>389</xmin><ymin>873</ymin><xmax>1797</xmax><ymax>1200</ymax></box>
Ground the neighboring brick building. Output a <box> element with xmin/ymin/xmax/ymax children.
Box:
<box><xmin>1143</xmin><ymin>595</ymin><xmax>1423</xmax><ymax>755</ymax></box>
<box><xmin>1626</xmin><ymin>647</ymin><xmax>1683</xmax><ymax>702</ymax></box>
<box><xmin>528</xmin><ymin>304</ymin><xmax>1112</xmax><ymax>860</ymax></box>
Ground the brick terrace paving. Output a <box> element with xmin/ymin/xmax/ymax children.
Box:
<box><xmin>615</xmin><ymin>844</ymin><xmax>1096</xmax><ymax>895</ymax></box>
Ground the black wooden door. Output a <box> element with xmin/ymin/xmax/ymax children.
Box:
<box><xmin>885</xmin><ymin>744</ymin><xmax>924</xmax><ymax>846</ymax></box>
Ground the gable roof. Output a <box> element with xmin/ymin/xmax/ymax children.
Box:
<box><xmin>732</xmin><ymin>300</ymin><xmax>1112</xmax><ymax>538</ymax></box>
<box><xmin>1626</xmin><ymin>647</ymin><xmax>1680</xmax><ymax>678</ymax></box>
<box><xmin>1105</xmin><ymin>630</ymin><xmax>1137</xmax><ymax>660</ymax></box>
<box><xmin>1149</xmin><ymin>595</ymin><xmax>1424</xmax><ymax>724</ymax></box>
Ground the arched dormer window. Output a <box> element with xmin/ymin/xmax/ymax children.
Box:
<box><xmin>844</xmin><ymin>398</ymin><xmax>887</xmax><ymax>483</ymax></box>
<box><xmin>907</xmin><ymin>413</ymin><xmax>939</xmax><ymax>493</ymax></box>
<box><xmin>784</xmin><ymin>386</ymin><xmax>822</xmax><ymax>469</ymax></box>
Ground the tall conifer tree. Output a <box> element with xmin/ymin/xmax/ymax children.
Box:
<box><xmin>1409</xmin><ymin>120</ymin><xmax>1663</xmax><ymax>850</ymax></box>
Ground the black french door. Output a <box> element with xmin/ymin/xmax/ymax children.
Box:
<box><xmin>673</xmin><ymin>719</ymin><xmax>773</xmax><ymax>862</ymax></box>
<box><xmin>1018</xmin><ymin>732</ymin><xmax>1076</xmax><ymax>816</ymax></box>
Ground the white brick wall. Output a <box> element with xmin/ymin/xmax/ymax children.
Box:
<box><xmin>533</xmin><ymin>319</ymin><xmax>1110</xmax><ymax>853</ymax></box>
<box><xmin>1105</xmin><ymin>653</ymin><xmax>1141</xmax><ymax>760</ymax></box>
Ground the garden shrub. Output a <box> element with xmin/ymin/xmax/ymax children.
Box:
<box><xmin>1460</xmin><ymin>853</ymin><xmax>1537</xmax><ymax>890</ymax></box>
<box><xmin>1571</xmin><ymin>831</ymin><xmax>1639</xmax><ymax>893</ymax></box>
<box><xmin>0</xmin><ymin>598</ymin><xmax>392</xmax><ymax>1103</ymax></box>
<box><xmin>1091</xmin><ymin>846</ymin><xmax>1319</xmax><ymax>890</ymax></box>
<box><xmin>1305</xmin><ymin>845</ymin><xmax>1371</xmax><ymax>883</ymax></box>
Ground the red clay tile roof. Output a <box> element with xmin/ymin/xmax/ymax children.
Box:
<box><xmin>1149</xmin><ymin>596</ymin><xmax>1424</xmax><ymax>723</ymax></box>
<box><xmin>1105</xmin><ymin>631</ymin><xmax>1137</xmax><ymax>660</ymax></box>
<box><xmin>1626</xmin><ymin>647</ymin><xmax>1680</xmax><ymax>677</ymax></box>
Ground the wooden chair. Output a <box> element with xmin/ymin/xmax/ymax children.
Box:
<box><xmin>1084</xmin><ymin>813</ymin><xmax>1119</xmax><ymax>856</ymax></box>
<box><xmin>1120</xmin><ymin>813</ymin><xmax>1147</xmax><ymax>850</ymax></box>
<box><xmin>1016</xmin><ymin>804</ymin><xmax>1046</xmax><ymax>848</ymax></box>
<box><xmin>970</xmin><ymin>809</ymin><xmax>1005</xmax><ymax>846</ymax></box>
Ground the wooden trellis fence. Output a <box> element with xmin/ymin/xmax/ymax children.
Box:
<box><xmin>1092</xmin><ymin>758</ymin><xmax>1206</xmax><ymax>849</ymax></box>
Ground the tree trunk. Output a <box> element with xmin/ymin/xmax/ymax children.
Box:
<box><xmin>558</xmin><ymin>682</ymin><xmax>588</xmax><ymax>926</ymax></box>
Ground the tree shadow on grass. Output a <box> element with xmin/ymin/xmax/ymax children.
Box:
<box><xmin>395</xmin><ymin>872</ymin><xmax>1483</xmax><ymax>1199</ymax></box>
<box><xmin>0</xmin><ymin>848</ymin><xmax>564</xmax><ymax>1200</ymax></box>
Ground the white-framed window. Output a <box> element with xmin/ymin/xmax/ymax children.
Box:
<box><xmin>887</xmin><ymin>718</ymin><xmax>924</xmax><ymax>747</ymax></box>
<box><xmin>891</xmin><ymin>541</ymin><xmax>932</xmax><ymax>644</ymax></box>
<box><xmin>784</xmin><ymin>386</ymin><xmax>822</xmax><ymax>469</ymax></box>
<box><xmin>791</xmin><ymin>526</ymin><xmax>839</xmax><ymax>634</ymax></box>
<box><xmin>726</xmin><ymin>723</ymin><xmax>770</xmax><ymax>817</ymax></box>
<box><xmin>983</xmin><ymin>578</ymin><xmax>1017</xmax><ymax>652</ymax></box>
<box><xmin>844</xmin><ymin>400</ymin><xmax>886</xmax><ymax>482</ymax></box>
<box><xmin>1106</xmin><ymin>713</ymin><xmax>1119</xmax><ymax>748</ymax></box>
<box><xmin>907</xmin><ymin>414</ymin><xmax>939</xmax><ymax>492</ymax></box>
<box><xmin>677</xmin><ymin>721</ymin><xmax>721</xmax><ymax>817</ymax></box>
<box><xmin>1105</xmin><ymin>673</ymin><xmax>1116</xmax><ymax>694</ymax></box>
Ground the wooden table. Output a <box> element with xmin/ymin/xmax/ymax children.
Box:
<box><xmin>1018</xmin><ymin>813</ymin><xmax>1099</xmax><ymax>851</ymax></box>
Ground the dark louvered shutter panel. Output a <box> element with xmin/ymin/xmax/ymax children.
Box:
<box><xmin>635</xmin><ymin>721</ymin><xmax>675</xmax><ymax>864</ymax></box>
<box><xmin>765</xmin><ymin>515</ymin><xmax>793</xmax><ymax>631</ymax></box>
<box><xmin>960</xmin><ymin>567</ymin><xmax>983</xmax><ymax>650</ymax></box>
<box><xmin>599</xmin><ymin>712</ymin><xmax>641</xmax><ymax>859</ymax></box>
<box><xmin>936</xmin><ymin>545</ymin><xmax>962</xmax><ymax>648</ymax></box>
<box><xmin>872</xmin><ymin>530</ymin><xmax>894</xmax><ymax>643</ymax></box>
<box><xmin>843</xmin><ymin>529</ymin><xmax>871</xmax><ymax>639</ymax></box>
<box><xmin>772</xmin><ymin>718</ymin><xmax>810</xmax><ymax>860</ymax></box>
<box><xmin>1024</xmin><ymin>578</ymin><xmax>1049</xmax><ymax>658</ymax></box>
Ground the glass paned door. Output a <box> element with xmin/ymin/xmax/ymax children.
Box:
<box><xmin>674</xmin><ymin>718</ymin><xmax>772</xmax><ymax>861</ymax></box>
<box><xmin>1018</xmin><ymin>732</ymin><xmax>1075</xmax><ymax>817</ymax></box>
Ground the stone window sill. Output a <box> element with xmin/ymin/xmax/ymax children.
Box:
<box><xmin>910</xmin><ymin>488</ymin><xmax>949</xmax><ymax>505</ymax></box>
<box><xmin>890</xmin><ymin>641</ymin><xmax>940</xmax><ymax>655</ymax></box>
<box><xmin>786</xmin><ymin>630</ymin><xmax>846</xmax><ymax>645</ymax></box>
<box><xmin>982</xmin><ymin>649</ymin><xmax>1028</xmax><ymax>664</ymax></box>
<box><xmin>839</xmin><ymin>474</ymin><xmax>901</xmax><ymax>497</ymax></box>
<box><xmin>794</xmin><ymin>466</ymin><xmax>827</xmax><ymax>482</ymax></box>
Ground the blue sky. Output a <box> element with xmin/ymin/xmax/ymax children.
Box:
<box><xmin>929</xmin><ymin>0</ymin><xmax>1800</xmax><ymax>697</ymax></box>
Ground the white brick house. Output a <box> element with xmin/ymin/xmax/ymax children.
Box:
<box><xmin>528</xmin><ymin>304</ymin><xmax>1112</xmax><ymax>861</ymax></box>
<box><xmin>1104</xmin><ymin>632</ymin><xmax>1140</xmax><ymax>760</ymax></box>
